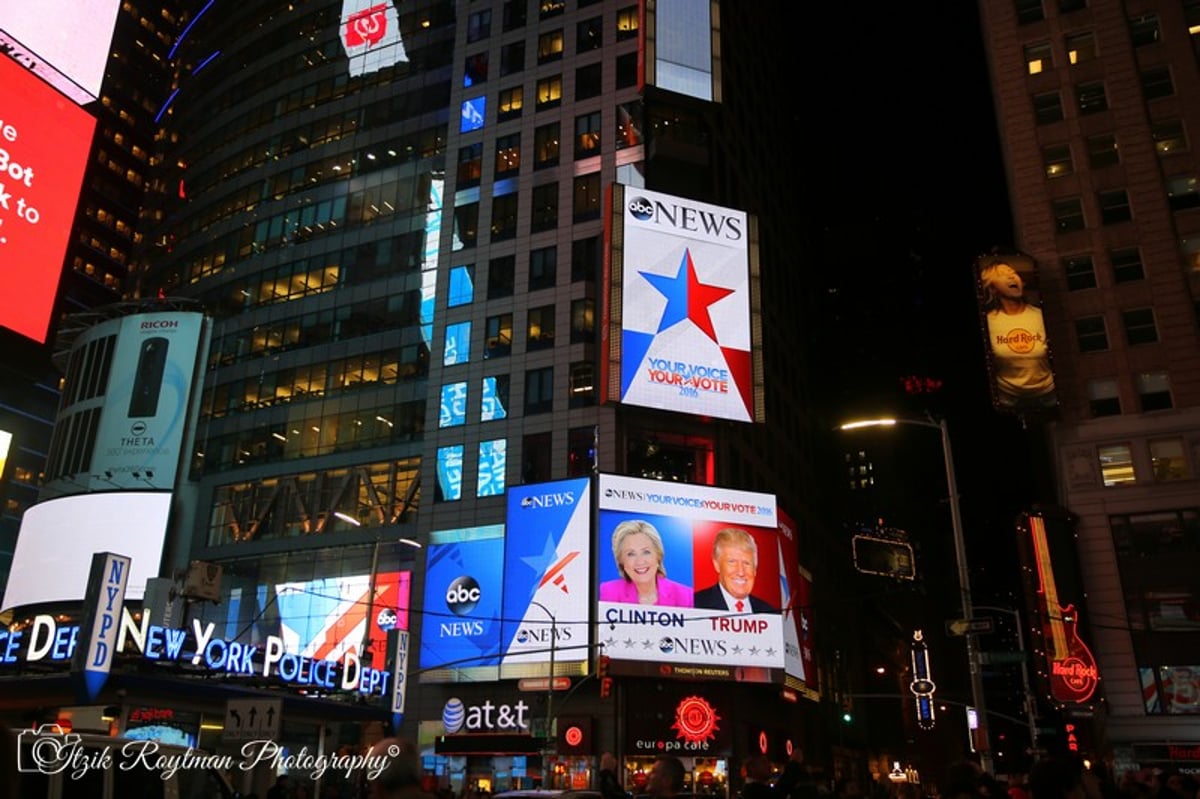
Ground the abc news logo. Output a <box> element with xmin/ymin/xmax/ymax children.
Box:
<box><xmin>626</xmin><ymin>196</ymin><xmax>743</xmax><ymax>241</ymax></box>
<box><xmin>446</xmin><ymin>576</ymin><xmax>481</xmax><ymax>615</ymax></box>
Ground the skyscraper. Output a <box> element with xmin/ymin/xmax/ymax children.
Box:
<box><xmin>121</xmin><ymin>0</ymin><xmax>834</xmax><ymax>782</ymax></box>
<box><xmin>979</xmin><ymin>0</ymin><xmax>1200</xmax><ymax>762</ymax></box>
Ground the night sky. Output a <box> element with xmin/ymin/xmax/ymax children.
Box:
<box><xmin>801</xmin><ymin>1</ymin><xmax>1050</xmax><ymax>754</ymax></box>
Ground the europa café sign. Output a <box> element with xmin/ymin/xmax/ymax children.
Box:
<box><xmin>0</xmin><ymin>605</ymin><xmax>392</xmax><ymax>698</ymax></box>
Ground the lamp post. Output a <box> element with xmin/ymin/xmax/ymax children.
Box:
<box><xmin>529</xmin><ymin>599</ymin><xmax>557</xmax><ymax>746</ymax></box>
<box><xmin>840</xmin><ymin>416</ymin><xmax>993</xmax><ymax>773</ymax></box>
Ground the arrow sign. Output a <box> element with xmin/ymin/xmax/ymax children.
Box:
<box><xmin>224</xmin><ymin>699</ymin><xmax>282</xmax><ymax>741</ymax></box>
<box><xmin>945</xmin><ymin>617</ymin><xmax>995</xmax><ymax>637</ymax></box>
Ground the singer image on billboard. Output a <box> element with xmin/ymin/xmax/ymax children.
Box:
<box><xmin>978</xmin><ymin>255</ymin><xmax>1057</xmax><ymax>411</ymax></box>
<box><xmin>599</xmin><ymin>520</ymin><xmax>693</xmax><ymax>608</ymax></box>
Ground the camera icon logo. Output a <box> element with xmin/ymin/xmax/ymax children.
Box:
<box><xmin>16</xmin><ymin>724</ymin><xmax>81</xmax><ymax>775</ymax></box>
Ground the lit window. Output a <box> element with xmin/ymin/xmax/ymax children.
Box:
<box><xmin>1098</xmin><ymin>444</ymin><xmax>1136</xmax><ymax>486</ymax></box>
<box><xmin>498</xmin><ymin>86</ymin><xmax>523</xmax><ymax>121</ymax></box>
<box><xmin>1066</xmin><ymin>32</ymin><xmax>1096</xmax><ymax>64</ymax></box>
<box><xmin>1166</xmin><ymin>175</ymin><xmax>1200</xmax><ymax>212</ymax></box>
<box><xmin>526</xmin><ymin>305</ymin><xmax>556</xmax><ymax>351</ymax></box>
<box><xmin>495</xmin><ymin>133</ymin><xmax>520</xmax><ymax>176</ymax></box>
<box><xmin>1025</xmin><ymin>41</ymin><xmax>1052</xmax><ymax>74</ymax></box>
<box><xmin>485</xmin><ymin>313</ymin><xmax>513</xmax><ymax>358</ymax></box>
<box><xmin>1149</xmin><ymin>439</ymin><xmax>1190</xmax><ymax>481</ymax></box>
<box><xmin>1043</xmin><ymin>144</ymin><xmax>1072</xmax><ymax>178</ymax></box>
<box><xmin>1152</xmin><ymin>119</ymin><xmax>1187</xmax><ymax>155</ymax></box>
<box><xmin>538</xmin><ymin>29</ymin><xmax>564</xmax><ymax>63</ymax></box>
<box><xmin>536</xmin><ymin>75</ymin><xmax>563</xmax><ymax>108</ymax></box>
<box><xmin>616</xmin><ymin>5</ymin><xmax>639</xmax><ymax>39</ymax></box>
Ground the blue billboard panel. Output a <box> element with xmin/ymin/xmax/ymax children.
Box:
<box><xmin>476</xmin><ymin>438</ymin><xmax>507</xmax><ymax>497</ymax></box>
<box><xmin>502</xmin><ymin>479</ymin><xmax>592</xmax><ymax>671</ymax></box>
<box><xmin>420</xmin><ymin>527</ymin><xmax>505</xmax><ymax>675</ymax></box>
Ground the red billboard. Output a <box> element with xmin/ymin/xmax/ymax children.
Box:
<box><xmin>0</xmin><ymin>56</ymin><xmax>95</xmax><ymax>344</ymax></box>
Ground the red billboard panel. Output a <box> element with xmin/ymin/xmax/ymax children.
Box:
<box><xmin>0</xmin><ymin>56</ymin><xmax>95</xmax><ymax>344</ymax></box>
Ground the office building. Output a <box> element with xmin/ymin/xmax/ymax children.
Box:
<box><xmin>979</xmin><ymin>0</ymin><xmax>1200</xmax><ymax>765</ymax></box>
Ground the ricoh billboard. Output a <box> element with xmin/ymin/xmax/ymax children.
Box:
<box><xmin>0</xmin><ymin>55</ymin><xmax>96</xmax><ymax>345</ymax></box>
<box><xmin>603</xmin><ymin>184</ymin><xmax>763</xmax><ymax>423</ymax></box>
<box><xmin>596</xmin><ymin>474</ymin><xmax>783</xmax><ymax>682</ymax></box>
<box><xmin>88</xmin><ymin>312</ymin><xmax>207</xmax><ymax>489</ymax></box>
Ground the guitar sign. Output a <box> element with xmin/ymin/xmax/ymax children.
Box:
<box><xmin>1030</xmin><ymin>515</ymin><xmax>1099</xmax><ymax>705</ymax></box>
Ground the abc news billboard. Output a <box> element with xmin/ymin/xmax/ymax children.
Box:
<box><xmin>0</xmin><ymin>56</ymin><xmax>95</xmax><ymax>345</ymax></box>
<box><xmin>973</xmin><ymin>252</ymin><xmax>1058</xmax><ymax>414</ymax></box>
<box><xmin>603</xmin><ymin>184</ymin><xmax>763</xmax><ymax>423</ymax></box>
<box><xmin>597</xmin><ymin>474</ymin><xmax>785</xmax><ymax>683</ymax></box>
<box><xmin>419</xmin><ymin>479</ymin><xmax>592</xmax><ymax>682</ymax></box>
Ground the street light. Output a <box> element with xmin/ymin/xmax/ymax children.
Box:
<box><xmin>839</xmin><ymin>415</ymin><xmax>993</xmax><ymax>773</ymax></box>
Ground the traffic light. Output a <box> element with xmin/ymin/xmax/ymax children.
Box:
<box><xmin>597</xmin><ymin>655</ymin><xmax>612</xmax><ymax>699</ymax></box>
<box><xmin>840</xmin><ymin>700</ymin><xmax>853</xmax><ymax>724</ymax></box>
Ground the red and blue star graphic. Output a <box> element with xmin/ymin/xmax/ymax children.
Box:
<box><xmin>639</xmin><ymin>249</ymin><xmax>734</xmax><ymax>343</ymax></box>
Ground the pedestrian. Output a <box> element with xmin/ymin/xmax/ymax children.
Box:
<box><xmin>365</xmin><ymin>738</ymin><xmax>436</xmax><ymax>799</ymax></box>
<box><xmin>268</xmin><ymin>776</ymin><xmax>292</xmax><ymax>799</ymax></box>
<box><xmin>1028</xmin><ymin>755</ymin><xmax>1101</xmax><ymax>799</ymax></box>
<box><xmin>600</xmin><ymin>752</ymin><xmax>628</xmax><ymax>799</ymax></box>
<box><xmin>646</xmin><ymin>756</ymin><xmax>688</xmax><ymax>799</ymax></box>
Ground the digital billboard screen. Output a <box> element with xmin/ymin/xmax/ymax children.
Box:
<box><xmin>419</xmin><ymin>526</ymin><xmax>505</xmax><ymax>681</ymax></box>
<box><xmin>501</xmin><ymin>478</ymin><xmax>592</xmax><ymax>674</ymax></box>
<box><xmin>0</xmin><ymin>56</ymin><xmax>96</xmax><ymax>345</ymax></box>
<box><xmin>2</xmin><ymin>492</ymin><xmax>170</xmax><ymax>610</ymax></box>
<box><xmin>86</xmin><ymin>312</ymin><xmax>206</xmax><ymax>488</ymax></box>
<box><xmin>777</xmin><ymin>509</ymin><xmax>817</xmax><ymax>698</ymax></box>
<box><xmin>596</xmin><ymin>474</ymin><xmax>782</xmax><ymax>682</ymax></box>
<box><xmin>974</xmin><ymin>251</ymin><xmax>1058</xmax><ymax>415</ymax></box>
<box><xmin>1</xmin><ymin>0</ymin><xmax>122</xmax><ymax>105</ymax></box>
<box><xmin>604</xmin><ymin>185</ymin><xmax>762</xmax><ymax>423</ymax></box>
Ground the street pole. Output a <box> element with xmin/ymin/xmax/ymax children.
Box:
<box><xmin>937</xmin><ymin>418</ymin><xmax>993</xmax><ymax>774</ymax></box>
<box><xmin>530</xmin><ymin>600</ymin><xmax>556</xmax><ymax>746</ymax></box>
<box><xmin>975</xmin><ymin>605</ymin><xmax>1038</xmax><ymax>754</ymax></box>
<box><xmin>839</xmin><ymin>416</ymin><xmax>994</xmax><ymax>772</ymax></box>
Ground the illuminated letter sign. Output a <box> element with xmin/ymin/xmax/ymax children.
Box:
<box><xmin>71</xmin><ymin>551</ymin><xmax>131</xmax><ymax>702</ymax></box>
<box><xmin>1030</xmin><ymin>515</ymin><xmax>1099</xmax><ymax>705</ymax></box>
<box><xmin>909</xmin><ymin>629</ymin><xmax>936</xmax><ymax>730</ymax></box>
